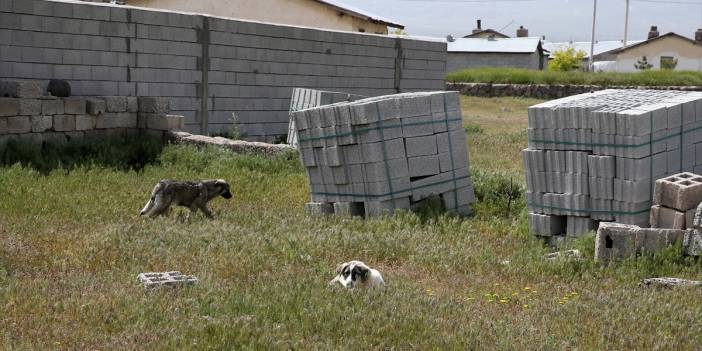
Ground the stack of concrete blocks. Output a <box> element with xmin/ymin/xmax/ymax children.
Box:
<box><xmin>0</xmin><ymin>0</ymin><xmax>447</xmax><ymax>140</ymax></box>
<box><xmin>525</xmin><ymin>89</ymin><xmax>702</xmax><ymax>243</ymax></box>
<box><xmin>292</xmin><ymin>91</ymin><xmax>475</xmax><ymax>218</ymax></box>
<box><xmin>287</xmin><ymin>88</ymin><xmax>364</xmax><ymax>148</ymax></box>
<box><xmin>0</xmin><ymin>79</ymin><xmax>183</xmax><ymax>149</ymax></box>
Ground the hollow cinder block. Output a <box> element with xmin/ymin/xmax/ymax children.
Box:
<box><xmin>528</xmin><ymin>212</ymin><xmax>566</xmax><ymax>236</ymax></box>
<box><xmin>653</xmin><ymin>172</ymin><xmax>702</xmax><ymax>211</ymax></box>
<box><xmin>595</xmin><ymin>222</ymin><xmax>641</xmax><ymax>262</ymax></box>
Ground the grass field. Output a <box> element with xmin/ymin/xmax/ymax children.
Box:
<box><xmin>447</xmin><ymin>67</ymin><xmax>702</xmax><ymax>87</ymax></box>
<box><xmin>2</xmin><ymin>97</ymin><xmax>702</xmax><ymax>349</ymax></box>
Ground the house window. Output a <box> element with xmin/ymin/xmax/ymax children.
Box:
<box><xmin>660</xmin><ymin>56</ymin><xmax>678</xmax><ymax>70</ymax></box>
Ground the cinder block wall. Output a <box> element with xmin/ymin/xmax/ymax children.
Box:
<box><xmin>446</xmin><ymin>52</ymin><xmax>541</xmax><ymax>73</ymax></box>
<box><xmin>0</xmin><ymin>0</ymin><xmax>447</xmax><ymax>141</ymax></box>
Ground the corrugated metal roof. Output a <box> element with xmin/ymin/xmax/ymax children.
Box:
<box><xmin>447</xmin><ymin>37</ymin><xmax>542</xmax><ymax>53</ymax></box>
<box><xmin>543</xmin><ymin>40</ymin><xmax>643</xmax><ymax>58</ymax></box>
<box><xmin>314</xmin><ymin>0</ymin><xmax>404</xmax><ymax>29</ymax></box>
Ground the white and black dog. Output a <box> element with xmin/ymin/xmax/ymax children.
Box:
<box><xmin>140</xmin><ymin>179</ymin><xmax>232</xmax><ymax>219</ymax></box>
<box><xmin>329</xmin><ymin>261</ymin><xmax>385</xmax><ymax>289</ymax></box>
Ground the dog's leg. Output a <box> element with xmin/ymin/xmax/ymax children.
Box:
<box><xmin>198</xmin><ymin>203</ymin><xmax>214</xmax><ymax>219</ymax></box>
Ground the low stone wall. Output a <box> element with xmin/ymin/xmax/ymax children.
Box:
<box><xmin>446</xmin><ymin>82</ymin><xmax>702</xmax><ymax>99</ymax></box>
<box><xmin>168</xmin><ymin>131</ymin><xmax>295</xmax><ymax>157</ymax></box>
<box><xmin>0</xmin><ymin>80</ymin><xmax>185</xmax><ymax>149</ymax></box>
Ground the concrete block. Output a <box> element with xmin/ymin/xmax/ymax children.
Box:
<box><xmin>137</xmin><ymin>271</ymin><xmax>198</xmax><ymax>290</ymax></box>
<box><xmin>0</xmin><ymin>98</ymin><xmax>19</xmax><ymax>116</ymax></box>
<box><xmin>363</xmin><ymin>158</ymin><xmax>409</xmax><ymax>182</ymax></box>
<box><xmin>63</xmin><ymin>98</ymin><xmax>86</xmax><ymax>114</ymax></box>
<box><xmin>0</xmin><ymin>80</ymin><xmax>42</xmax><ymax>98</ymax></box>
<box><xmin>41</xmin><ymin>99</ymin><xmax>64</xmax><ymax>115</ymax></box>
<box><xmin>360</xmin><ymin>138</ymin><xmax>406</xmax><ymax>162</ymax></box>
<box><xmin>30</xmin><ymin>115</ymin><xmax>52</xmax><ymax>133</ymax></box>
<box><xmin>7</xmin><ymin>116</ymin><xmax>31</xmax><ymax>133</ymax></box>
<box><xmin>588</xmin><ymin>155</ymin><xmax>615</xmax><ymax>178</ymax></box>
<box><xmin>566</xmin><ymin>216</ymin><xmax>597</xmax><ymax>237</ymax></box>
<box><xmin>104</xmin><ymin>96</ymin><xmax>128</xmax><ymax>112</ymax></box>
<box><xmin>138</xmin><ymin>97</ymin><xmax>170</xmax><ymax>113</ymax></box>
<box><xmin>695</xmin><ymin>202</ymin><xmax>702</xmax><ymax>228</ymax></box>
<box><xmin>528</xmin><ymin>213</ymin><xmax>566</xmax><ymax>236</ymax></box>
<box><xmin>75</xmin><ymin>114</ymin><xmax>96</xmax><ymax>131</ymax></box>
<box><xmin>405</xmin><ymin>134</ymin><xmax>438</xmax><ymax>157</ymax></box>
<box><xmin>86</xmin><ymin>98</ymin><xmax>106</xmax><ymax>116</ymax></box>
<box><xmin>401</xmin><ymin>115</ymin><xmax>434</xmax><ymax>137</ymax></box>
<box><xmin>442</xmin><ymin>185</ymin><xmax>476</xmax><ymax>211</ymax></box>
<box><xmin>97</xmin><ymin>112</ymin><xmax>137</xmax><ymax>129</ymax></box>
<box><xmin>324</xmin><ymin>146</ymin><xmax>343</xmax><ymax>167</ymax></box>
<box><xmin>331</xmin><ymin>166</ymin><xmax>347</xmax><ymax>185</ymax></box>
<box><xmin>683</xmin><ymin>229</ymin><xmax>702</xmax><ymax>256</ymax></box>
<box><xmin>595</xmin><ymin>222</ymin><xmax>641</xmax><ymax>262</ymax></box>
<box><xmin>408</xmin><ymin>155</ymin><xmax>440</xmax><ymax>178</ymax></box>
<box><xmin>0</xmin><ymin>117</ymin><xmax>7</xmax><ymax>134</ymax></box>
<box><xmin>143</xmin><ymin>113</ymin><xmax>183</xmax><ymax>131</ymax></box>
<box><xmin>53</xmin><ymin>114</ymin><xmax>75</xmax><ymax>132</ymax></box>
<box><xmin>17</xmin><ymin>99</ymin><xmax>41</xmax><ymax>116</ymax></box>
<box><xmin>638</xmin><ymin>228</ymin><xmax>685</xmax><ymax>254</ymax></box>
<box><xmin>650</xmin><ymin>205</ymin><xmax>686</xmax><ymax>229</ymax></box>
<box><xmin>127</xmin><ymin>97</ymin><xmax>138</xmax><ymax>113</ymax></box>
<box><xmin>439</xmin><ymin>151</ymin><xmax>469</xmax><ymax>173</ymax></box>
<box><xmin>365</xmin><ymin>196</ymin><xmax>410</xmax><ymax>217</ymax></box>
<box><xmin>653</xmin><ymin>172</ymin><xmax>702</xmax><ymax>211</ymax></box>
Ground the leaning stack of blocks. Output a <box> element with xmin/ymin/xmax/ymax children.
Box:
<box><xmin>291</xmin><ymin>91</ymin><xmax>475</xmax><ymax>218</ymax></box>
<box><xmin>524</xmin><ymin>89</ymin><xmax>702</xmax><ymax>244</ymax></box>
<box><xmin>286</xmin><ymin>88</ymin><xmax>364</xmax><ymax>147</ymax></box>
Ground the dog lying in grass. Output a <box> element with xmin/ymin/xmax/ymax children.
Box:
<box><xmin>140</xmin><ymin>179</ymin><xmax>232</xmax><ymax>219</ymax></box>
<box><xmin>329</xmin><ymin>261</ymin><xmax>385</xmax><ymax>289</ymax></box>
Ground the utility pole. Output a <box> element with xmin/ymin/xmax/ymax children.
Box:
<box><xmin>624</xmin><ymin>0</ymin><xmax>630</xmax><ymax>46</ymax></box>
<box><xmin>589</xmin><ymin>0</ymin><xmax>597</xmax><ymax>71</ymax></box>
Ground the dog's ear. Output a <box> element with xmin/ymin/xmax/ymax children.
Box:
<box><xmin>335</xmin><ymin>262</ymin><xmax>347</xmax><ymax>275</ymax></box>
<box><xmin>352</xmin><ymin>265</ymin><xmax>370</xmax><ymax>281</ymax></box>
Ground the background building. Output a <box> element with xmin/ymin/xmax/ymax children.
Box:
<box><xmin>85</xmin><ymin>0</ymin><xmax>403</xmax><ymax>34</ymax></box>
<box><xmin>447</xmin><ymin>27</ymin><xmax>546</xmax><ymax>72</ymax></box>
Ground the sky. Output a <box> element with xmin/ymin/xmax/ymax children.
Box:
<box><xmin>349</xmin><ymin>0</ymin><xmax>702</xmax><ymax>42</ymax></box>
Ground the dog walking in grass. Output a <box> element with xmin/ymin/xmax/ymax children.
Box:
<box><xmin>140</xmin><ymin>179</ymin><xmax>232</xmax><ymax>219</ymax></box>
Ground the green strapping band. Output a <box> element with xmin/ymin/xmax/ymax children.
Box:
<box><xmin>528</xmin><ymin>202</ymin><xmax>651</xmax><ymax>215</ymax></box>
<box><xmin>443</xmin><ymin>94</ymin><xmax>459</xmax><ymax>211</ymax></box>
<box><xmin>375</xmin><ymin>103</ymin><xmax>396</xmax><ymax>210</ymax></box>
<box><xmin>298</xmin><ymin>118</ymin><xmax>462</xmax><ymax>143</ymax></box>
<box><xmin>311</xmin><ymin>175</ymin><xmax>471</xmax><ymax>198</ymax></box>
<box><xmin>530</xmin><ymin>123</ymin><xmax>702</xmax><ymax>148</ymax></box>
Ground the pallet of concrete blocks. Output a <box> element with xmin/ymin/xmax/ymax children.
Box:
<box><xmin>292</xmin><ymin>91</ymin><xmax>475</xmax><ymax>218</ymax></box>
<box><xmin>524</xmin><ymin>89</ymin><xmax>702</xmax><ymax>243</ymax></box>
<box><xmin>287</xmin><ymin>88</ymin><xmax>365</xmax><ymax>148</ymax></box>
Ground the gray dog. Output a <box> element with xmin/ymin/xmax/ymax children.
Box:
<box><xmin>140</xmin><ymin>179</ymin><xmax>233</xmax><ymax>219</ymax></box>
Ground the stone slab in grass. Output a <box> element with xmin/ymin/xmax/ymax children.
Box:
<box><xmin>639</xmin><ymin>277</ymin><xmax>702</xmax><ymax>288</ymax></box>
<box><xmin>137</xmin><ymin>271</ymin><xmax>198</xmax><ymax>289</ymax></box>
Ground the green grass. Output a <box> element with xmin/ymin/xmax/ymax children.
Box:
<box><xmin>447</xmin><ymin>67</ymin><xmax>702</xmax><ymax>87</ymax></box>
<box><xmin>2</xmin><ymin>101</ymin><xmax>702</xmax><ymax>349</ymax></box>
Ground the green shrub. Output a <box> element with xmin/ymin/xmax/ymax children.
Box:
<box><xmin>447</xmin><ymin>67</ymin><xmax>702</xmax><ymax>86</ymax></box>
<box><xmin>471</xmin><ymin>168</ymin><xmax>525</xmax><ymax>217</ymax></box>
<box><xmin>548</xmin><ymin>48</ymin><xmax>587</xmax><ymax>72</ymax></box>
<box><xmin>0</xmin><ymin>134</ymin><xmax>164</xmax><ymax>174</ymax></box>
<box><xmin>464</xmin><ymin>124</ymin><xmax>484</xmax><ymax>134</ymax></box>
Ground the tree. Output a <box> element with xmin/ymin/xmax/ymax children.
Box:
<box><xmin>548</xmin><ymin>48</ymin><xmax>587</xmax><ymax>72</ymax></box>
<box><xmin>634</xmin><ymin>56</ymin><xmax>653</xmax><ymax>70</ymax></box>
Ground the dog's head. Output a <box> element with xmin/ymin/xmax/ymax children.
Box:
<box><xmin>214</xmin><ymin>179</ymin><xmax>233</xmax><ymax>199</ymax></box>
<box><xmin>331</xmin><ymin>261</ymin><xmax>371</xmax><ymax>289</ymax></box>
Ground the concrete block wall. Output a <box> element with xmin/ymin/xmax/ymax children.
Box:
<box><xmin>525</xmin><ymin>89</ymin><xmax>702</xmax><ymax>242</ymax></box>
<box><xmin>0</xmin><ymin>79</ymin><xmax>184</xmax><ymax>148</ymax></box>
<box><xmin>0</xmin><ymin>0</ymin><xmax>447</xmax><ymax>141</ymax></box>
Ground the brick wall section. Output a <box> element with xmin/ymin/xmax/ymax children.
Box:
<box><xmin>0</xmin><ymin>0</ymin><xmax>447</xmax><ymax>141</ymax></box>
